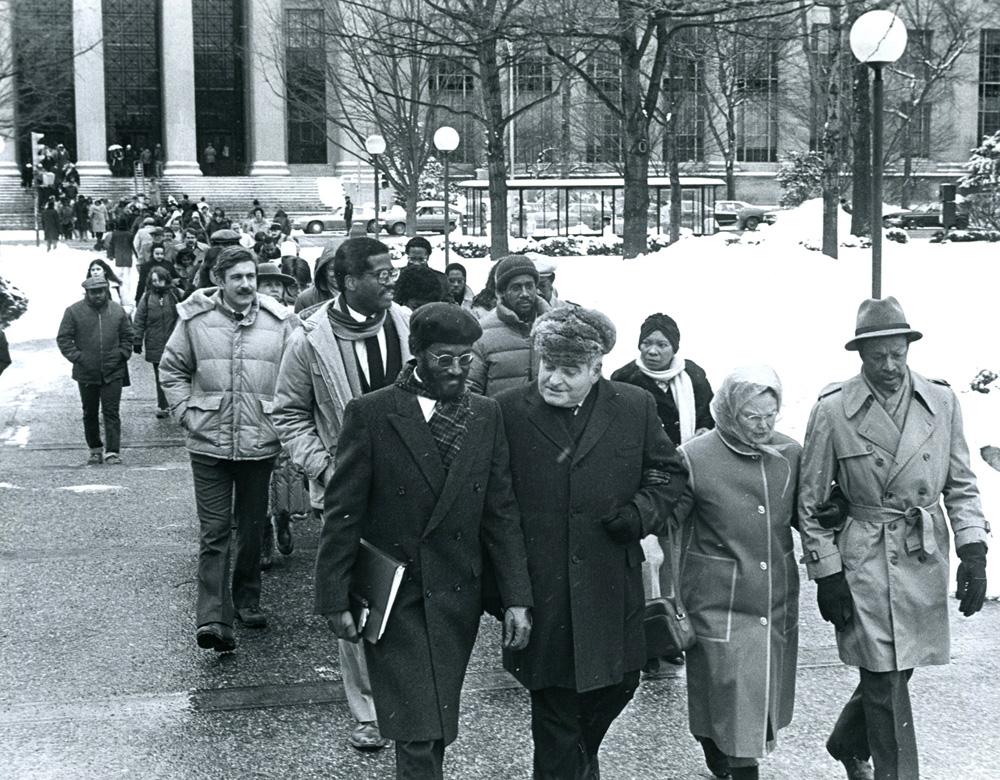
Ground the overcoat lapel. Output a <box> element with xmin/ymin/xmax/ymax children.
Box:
<box><xmin>524</xmin><ymin>386</ymin><xmax>573</xmax><ymax>455</ymax></box>
<box><xmin>387</xmin><ymin>390</ymin><xmax>447</xmax><ymax>495</ymax></box>
<box><xmin>421</xmin><ymin>410</ymin><xmax>488</xmax><ymax>540</ymax></box>
<box><xmin>572</xmin><ymin>380</ymin><xmax>619</xmax><ymax>466</ymax></box>
<box><xmin>886</xmin><ymin>398</ymin><xmax>935</xmax><ymax>489</ymax></box>
<box><xmin>855</xmin><ymin>398</ymin><xmax>901</xmax><ymax>456</ymax></box>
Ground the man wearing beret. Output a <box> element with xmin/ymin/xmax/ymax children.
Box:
<box><xmin>496</xmin><ymin>305</ymin><xmax>687</xmax><ymax>779</ymax></box>
<box><xmin>467</xmin><ymin>254</ymin><xmax>550</xmax><ymax>397</ymax></box>
<box><xmin>273</xmin><ymin>237</ymin><xmax>411</xmax><ymax>751</ymax></box>
<box><xmin>799</xmin><ymin>296</ymin><xmax>990</xmax><ymax>780</ymax></box>
<box><xmin>56</xmin><ymin>276</ymin><xmax>134</xmax><ymax>465</ymax></box>
<box><xmin>314</xmin><ymin>303</ymin><xmax>533</xmax><ymax>779</ymax></box>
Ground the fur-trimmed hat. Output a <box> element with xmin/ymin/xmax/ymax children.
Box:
<box><xmin>494</xmin><ymin>255</ymin><xmax>539</xmax><ymax>292</ymax></box>
<box><xmin>409</xmin><ymin>302</ymin><xmax>483</xmax><ymax>352</ymax></box>
<box><xmin>532</xmin><ymin>305</ymin><xmax>616</xmax><ymax>365</ymax></box>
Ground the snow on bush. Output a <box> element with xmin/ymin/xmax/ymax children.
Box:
<box><xmin>885</xmin><ymin>227</ymin><xmax>908</xmax><ymax>244</ymax></box>
<box><xmin>0</xmin><ymin>275</ymin><xmax>28</xmax><ymax>329</ymax></box>
<box><xmin>929</xmin><ymin>228</ymin><xmax>1000</xmax><ymax>243</ymax></box>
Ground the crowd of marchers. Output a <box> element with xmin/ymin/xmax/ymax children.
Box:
<box><xmin>49</xmin><ymin>221</ymin><xmax>990</xmax><ymax>780</ymax></box>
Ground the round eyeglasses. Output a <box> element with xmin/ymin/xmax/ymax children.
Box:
<box><xmin>427</xmin><ymin>352</ymin><xmax>475</xmax><ymax>369</ymax></box>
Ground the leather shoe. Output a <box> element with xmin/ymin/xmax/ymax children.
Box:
<box><xmin>196</xmin><ymin>623</ymin><xmax>235</xmax><ymax>653</ymax></box>
<box><xmin>840</xmin><ymin>757</ymin><xmax>874</xmax><ymax>780</ymax></box>
<box><xmin>236</xmin><ymin>606</ymin><xmax>267</xmax><ymax>628</ymax></box>
<box><xmin>349</xmin><ymin>720</ymin><xmax>389</xmax><ymax>751</ymax></box>
<box><xmin>275</xmin><ymin>512</ymin><xmax>294</xmax><ymax>556</ymax></box>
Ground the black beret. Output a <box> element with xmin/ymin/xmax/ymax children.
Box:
<box><xmin>409</xmin><ymin>302</ymin><xmax>483</xmax><ymax>351</ymax></box>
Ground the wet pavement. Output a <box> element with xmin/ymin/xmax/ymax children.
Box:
<box><xmin>2</xmin><ymin>337</ymin><xmax>999</xmax><ymax>779</ymax></box>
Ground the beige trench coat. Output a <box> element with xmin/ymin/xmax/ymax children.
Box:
<box><xmin>798</xmin><ymin>371</ymin><xmax>989</xmax><ymax>671</ymax></box>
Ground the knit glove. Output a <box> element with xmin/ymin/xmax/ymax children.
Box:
<box><xmin>956</xmin><ymin>542</ymin><xmax>988</xmax><ymax>617</ymax></box>
<box><xmin>601</xmin><ymin>504</ymin><xmax>642</xmax><ymax>544</ymax></box>
<box><xmin>816</xmin><ymin>570</ymin><xmax>854</xmax><ymax>631</ymax></box>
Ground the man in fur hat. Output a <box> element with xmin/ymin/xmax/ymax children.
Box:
<box><xmin>314</xmin><ymin>303</ymin><xmax>533</xmax><ymax>778</ymax></box>
<box><xmin>495</xmin><ymin>305</ymin><xmax>687</xmax><ymax>779</ymax></box>
<box><xmin>799</xmin><ymin>296</ymin><xmax>990</xmax><ymax>780</ymax></box>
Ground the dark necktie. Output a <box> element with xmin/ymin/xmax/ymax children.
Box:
<box><xmin>365</xmin><ymin>336</ymin><xmax>385</xmax><ymax>390</ymax></box>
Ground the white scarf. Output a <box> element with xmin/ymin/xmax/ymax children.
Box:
<box><xmin>637</xmin><ymin>353</ymin><xmax>697</xmax><ymax>443</ymax></box>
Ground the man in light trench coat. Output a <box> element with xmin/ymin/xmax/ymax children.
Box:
<box><xmin>799</xmin><ymin>297</ymin><xmax>990</xmax><ymax>780</ymax></box>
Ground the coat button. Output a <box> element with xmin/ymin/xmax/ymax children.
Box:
<box><xmin>571</xmin><ymin>554</ymin><xmax>581</xmax><ymax>565</ymax></box>
<box><xmin>875</xmin><ymin>458</ymin><xmax>885</xmax><ymax>467</ymax></box>
<box><xmin>866</xmin><ymin>444</ymin><xmax>873</xmax><ymax>452</ymax></box>
<box><xmin>759</xmin><ymin>617</ymin><xmax>768</xmax><ymax>626</ymax></box>
<box><xmin>751</xmin><ymin>455</ymin><xmax>760</xmax><ymax>461</ymax></box>
<box><xmin>757</xmin><ymin>506</ymin><xmax>766</xmax><ymax>514</ymax></box>
<box><xmin>453</xmin><ymin>584</ymin><xmax>461</xmax><ymax>592</ymax></box>
<box><xmin>885</xmin><ymin>492</ymin><xmax>894</xmax><ymax>500</ymax></box>
<box><xmin>889</xmin><ymin>523</ymin><xmax>898</xmax><ymax>532</ymax></box>
<box><xmin>889</xmin><ymin>554</ymin><xmax>898</xmax><ymax>566</ymax></box>
<box><xmin>918</xmin><ymin>553</ymin><xmax>927</xmax><ymax>563</ymax></box>
<box><xmin>397</xmin><ymin>487</ymin><xmax>406</xmax><ymax>495</ymax></box>
<box><xmin>918</xmin><ymin>488</ymin><xmax>928</xmax><ymax>496</ymax></box>
<box><xmin>473</xmin><ymin>482</ymin><xmax>482</xmax><ymax>492</ymax></box>
<box><xmin>425</xmin><ymin>590</ymin><xmax>433</xmax><ymax>598</ymax></box>
<box><xmin>922</xmin><ymin>453</ymin><xmax>930</xmax><ymax>461</ymax></box>
<box><xmin>759</xmin><ymin>562</ymin><xmax>768</xmax><ymax>570</ymax></box>
<box><xmin>454</xmin><ymin>532</ymin><xmax>462</xmax><ymax>541</ymax></box>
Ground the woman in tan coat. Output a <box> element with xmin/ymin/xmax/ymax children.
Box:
<box><xmin>674</xmin><ymin>366</ymin><xmax>803</xmax><ymax>780</ymax></box>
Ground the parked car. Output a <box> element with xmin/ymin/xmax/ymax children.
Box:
<box><xmin>882</xmin><ymin>203</ymin><xmax>969</xmax><ymax>229</ymax></box>
<box><xmin>292</xmin><ymin>203</ymin><xmax>407</xmax><ymax>235</ymax></box>
<box><xmin>713</xmin><ymin>200</ymin><xmax>779</xmax><ymax>230</ymax></box>
<box><xmin>384</xmin><ymin>200</ymin><xmax>458</xmax><ymax>235</ymax></box>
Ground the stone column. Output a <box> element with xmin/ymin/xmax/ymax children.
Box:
<box><xmin>0</xmin><ymin>0</ymin><xmax>19</xmax><ymax>176</ymax></box>
<box><xmin>72</xmin><ymin>0</ymin><xmax>111</xmax><ymax>176</ymax></box>
<box><xmin>160</xmin><ymin>0</ymin><xmax>201</xmax><ymax>175</ymax></box>
<box><xmin>246</xmin><ymin>0</ymin><xmax>289</xmax><ymax>175</ymax></box>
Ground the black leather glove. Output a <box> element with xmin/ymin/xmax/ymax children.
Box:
<box><xmin>816</xmin><ymin>570</ymin><xmax>854</xmax><ymax>631</ymax></box>
<box><xmin>956</xmin><ymin>542</ymin><xmax>988</xmax><ymax>617</ymax></box>
<box><xmin>133</xmin><ymin>343</ymin><xmax>142</xmax><ymax>354</ymax></box>
<box><xmin>814</xmin><ymin>488</ymin><xmax>849</xmax><ymax>530</ymax></box>
<box><xmin>601</xmin><ymin>504</ymin><xmax>642</xmax><ymax>544</ymax></box>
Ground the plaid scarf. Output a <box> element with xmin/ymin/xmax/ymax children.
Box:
<box><xmin>395</xmin><ymin>362</ymin><xmax>471</xmax><ymax>470</ymax></box>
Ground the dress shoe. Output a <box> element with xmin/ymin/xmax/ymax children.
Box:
<box><xmin>275</xmin><ymin>512</ymin><xmax>294</xmax><ymax>556</ymax></box>
<box><xmin>155</xmin><ymin>408</ymin><xmax>170</xmax><ymax>419</ymax></box>
<box><xmin>87</xmin><ymin>449</ymin><xmax>103</xmax><ymax>465</ymax></box>
<box><xmin>196</xmin><ymin>623</ymin><xmax>236</xmax><ymax>653</ymax></box>
<box><xmin>729</xmin><ymin>766</ymin><xmax>758</xmax><ymax>780</ymax></box>
<box><xmin>697</xmin><ymin>737</ymin><xmax>731</xmax><ymax>779</ymax></box>
<box><xmin>840</xmin><ymin>757</ymin><xmax>874</xmax><ymax>780</ymax></box>
<box><xmin>104</xmin><ymin>452</ymin><xmax>122</xmax><ymax>465</ymax></box>
<box><xmin>236</xmin><ymin>606</ymin><xmax>268</xmax><ymax>628</ymax></box>
<box><xmin>349</xmin><ymin>720</ymin><xmax>389</xmax><ymax>751</ymax></box>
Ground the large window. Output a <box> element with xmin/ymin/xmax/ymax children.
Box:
<box><xmin>285</xmin><ymin>9</ymin><xmax>327</xmax><ymax>164</ymax></box>
<box><xmin>583</xmin><ymin>51</ymin><xmax>621</xmax><ymax>164</ymax></box>
<box><xmin>193</xmin><ymin>0</ymin><xmax>246</xmax><ymax>173</ymax></box>
<box><xmin>665</xmin><ymin>32</ymin><xmax>705</xmax><ymax>163</ymax></box>
<box><xmin>513</xmin><ymin>55</ymin><xmax>557</xmax><ymax>168</ymax></box>
<box><xmin>735</xmin><ymin>28</ymin><xmax>779</xmax><ymax>162</ymax></box>
<box><xmin>429</xmin><ymin>58</ymin><xmax>479</xmax><ymax>164</ymax></box>
<box><xmin>979</xmin><ymin>30</ymin><xmax>1000</xmax><ymax>140</ymax></box>
<box><xmin>103</xmin><ymin>0</ymin><xmax>161</xmax><ymax>152</ymax></box>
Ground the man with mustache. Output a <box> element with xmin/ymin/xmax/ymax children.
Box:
<box><xmin>799</xmin><ymin>296</ymin><xmax>990</xmax><ymax>780</ymax></box>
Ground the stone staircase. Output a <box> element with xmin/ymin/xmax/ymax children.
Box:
<box><xmin>0</xmin><ymin>175</ymin><xmax>338</xmax><ymax>229</ymax></box>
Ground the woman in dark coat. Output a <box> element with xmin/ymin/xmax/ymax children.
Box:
<box><xmin>611</xmin><ymin>312</ymin><xmax>714</xmax><ymax>675</ymax></box>
<box><xmin>41</xmin><ymin>198</ymin><xmax>61</xmax><ymax>251</ymax></box>
<box><xmin>132</xmin><ymin>264</ymin><xmax>182</xmax><ymax>418</ymax></box>
<box><xmin>106</xmin><ymin>215</ymin><xmax>136</xmax><ymax>300</ymax></box>
<box><xmin>673</xmin><ymin>366</ymin><xmax>802</xmax><ymax>780</ymax></box>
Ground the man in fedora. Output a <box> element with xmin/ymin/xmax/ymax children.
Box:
<box><xmin>798</xmin><ymin>296</ymin><xmax>990</xmax><ymax>780</ymax></box>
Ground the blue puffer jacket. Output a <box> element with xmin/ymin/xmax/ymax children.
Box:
<box><xmin>158</xmin><ymin>288</ymin><xmax>299</xmax><ymax>460</ymax></box>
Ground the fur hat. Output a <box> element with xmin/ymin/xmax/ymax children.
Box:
<box><xmin>638</xmin><ymin>313</ymin><xmax>680</xmax><ymax>352</ymax></box>
<box><xmin>845</xmin><ymin>296</ymin><xmax>922</xmax><ymax>351</ymax></box>
<box><xmin>532</xmin><ymin>305</ymin><xmax>616</xmax><ymax>365</ymax></box>
<box><xmin>494</xmin><ymin>255</ymin><xmax>539</xmax><ymax>292</ymax></box>
<box><xmin>409</xmin><ymin>302</ymin><xmax>483</xmax><ymax>352</ymax></box>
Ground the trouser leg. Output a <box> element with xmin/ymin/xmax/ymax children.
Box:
<box><xmin>100</xmin><ymin>381</ymin><xmax>123</xmax><ymax>453</ymax></box>
<box><xmin>343</xmin><ymin>638</ymin><xmax>378</xmax><ymax>722</ymax></box>
<box><xmin>190</xmin><ymin>456</ymin><xmax>236</xmax><ymax>626</ymax></box>
<box><xmin>860</xmin><ymin>668</ymin><xmax>917</xmax><ymax>780</ymax></box>
<box><xmin>529</xmin><ymin>686</ymin><xmax>590</xmax><ymax>779</ymax></box>
<box><xmin>152</xmin><ymin>363</ymin><xmax>167</xmax><ymax>409</ymax></box>
<box><xmin>578</xmin><ymin>671</ymin><xmax>640</xmax><ymax>764</ymax></box>
<box><xmin>230</xmin><ymin>458</ymin><xmax>274</xmax><ymax>611</ymax></box>
<box><xmin>394</xmin><ymin>739</ymin><xmax>444</xmax><ymax>780</ymax></box>
<box><xmin>827</xmin><ymin>675</ymin><xmax>870</xmax><ymax>762</ymax></box>
<box><xmin>78</xmin><ymin>382</ymin><xmax>103</xmax><ymax>450</ymax></box>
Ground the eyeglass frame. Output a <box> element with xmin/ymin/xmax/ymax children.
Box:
<box><xmin>359</xmin><ymin>267</ymin><xmax>400</xmax><ymax>285</ymax></box>
<box><xmin>426</xmin><ymin>351</ymin><xmax>475</xmax><ymax>369</ymax></box>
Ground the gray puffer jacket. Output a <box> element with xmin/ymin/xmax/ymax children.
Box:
<box><xmin>158</xmin><ymin>288</ymin><xmax>299</xmax><ymax>460</ymax></box>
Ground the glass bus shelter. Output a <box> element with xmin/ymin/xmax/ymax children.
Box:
<box><xmin>458</xmin><ymin>176</ymin><xmax>724</xmax><ymax>239</ymax></box>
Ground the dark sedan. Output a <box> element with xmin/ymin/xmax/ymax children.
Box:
<box><xmin>883</xmin><ymin>204</ymin><xmax>969</xmax><ymax>229</ymax></box>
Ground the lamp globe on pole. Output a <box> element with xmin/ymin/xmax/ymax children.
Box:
<box><xmin>433</xmin><ymin>126</ymin><xmax>461</xmax><ymax>265</ymax></box>
<box><xmin>850</xmin><ymin>10</ymin><xmax>907</xmax><ymax>299</ymax></box>
<box><xmin>364</xmin><ymin>134</ymin><xmax>386</xmax><ymax>235</ymax></box>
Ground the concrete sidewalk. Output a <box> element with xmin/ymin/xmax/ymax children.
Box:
<box><xmin>1</xmin><ymin>337</ymin><xmax>998</xmax><ymax>779</ymax></box>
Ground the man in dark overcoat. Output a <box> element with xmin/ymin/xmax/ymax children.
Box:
<box><xmin>314</xmin><ymin>302</ymin><xmax>534</xmax><ymax>779</ymax></box>
<box><xmin>496</xmin><ymin>305</ymin><xmax>688</xmax><ymax>779</ymax></box>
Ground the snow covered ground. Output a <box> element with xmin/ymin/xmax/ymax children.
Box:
<box><xmin>1</xmin><ymin>205</ymin><xmax>998</xmax><ymax>594</ymax></box>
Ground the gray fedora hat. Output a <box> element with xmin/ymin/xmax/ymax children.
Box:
<box><xmin>845</xmin><ymin>296</ymin><xmax>923</xmax><ymax>351</ymax></box>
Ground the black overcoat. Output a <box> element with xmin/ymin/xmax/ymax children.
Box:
<box><xmin>496</xmin><ymin>379</ymin><xmax>687</xmax><ymax>692</ymax></box>
<box><xmin>314</xmin><ymin>385</ymin><xmax>533</xmax><ymax>744</ymax></box>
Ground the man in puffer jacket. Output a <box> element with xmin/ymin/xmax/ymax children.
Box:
<box><xmin>159</xmin><ymin>247</ymin><xmax>299</xmax><ymax>653</ymax></box>
<box><xmin>467</xmin><ymin>254</ymin><xmax>550</xmax><ymax>397</ymax></box>
<box><xmin>56</xmin><ymin>276</ymin><xmax>134</xmax><ymax>465</ymax></box>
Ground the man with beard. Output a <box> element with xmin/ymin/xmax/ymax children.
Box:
<box><xmin>314</xmin><ymin>303</ymin><xmax>533</xmax><ymax>778</ymax></box>
<box><xmin>798</xmin><ymin>296</ymin><xmax>990</xmax><ymax>780</ymax></box>
<box><xmin>273</xmin><ymin>237</ymin><xmax>410</xmax><ymax>751</ymax></box>
<box><xmin>467</xmin><ymin>254</ymin><xmax>549</xmax><ymax>397</ymax></box>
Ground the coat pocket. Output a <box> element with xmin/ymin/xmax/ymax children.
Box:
<box><xmin>184</xmin><ymin>393</ymin><xmax>223</xmax><ymax>445</ymax></box>
<box><xmin>681</xmin><ymin>550</ymin><xmax>737</xmax><ymax>642</ymax></box>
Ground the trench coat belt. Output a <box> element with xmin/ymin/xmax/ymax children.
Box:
<box><xmin>849</xmin><ymin>502</ymin><xmax>938</xmax><ymax>557</ymax></box>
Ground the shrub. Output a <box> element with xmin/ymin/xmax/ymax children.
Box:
<box><xmin>0</xmin><ymin>276</ymin><xmax>28</xmax><ymax>329</ymax></box>
<box><xmin>885</xmin><ymin>227</ymin><xmax>908</xmax><ymax>244</ymax></box>
<box><xmin>776</xmin><ymin>151</ymin><xmax>824</xmax><ymax>208</ymax></box>
<box><xmin>929</xmin><ymin>228</ymin><xmax>1000</xmax><ymax>243</ymax></box>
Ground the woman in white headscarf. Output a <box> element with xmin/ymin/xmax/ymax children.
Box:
<box><xmin>673</xmin><ymin>366</ymin><xmax>804</xmax><ymax>780</ymax></box>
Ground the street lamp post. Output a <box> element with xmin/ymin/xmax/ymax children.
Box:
<box><xmin>850</xmin><ymin>10</ymin><xmax>907</xmax><ymax>299</ymax></box>
<box><xmin>433</xmin><ymin>126</ymin><xmax>461</xmax><ymax>266</ymax></box>
<box><xmin>364</xmin><ymin>134</ymin><xmax>386</xmax><ymax>234</ymax></box>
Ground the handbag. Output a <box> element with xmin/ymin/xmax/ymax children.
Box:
<box><xmin>643</xmin><ymin>517</ymin><xmax>696</xmax><ymax>660</ymax></box>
